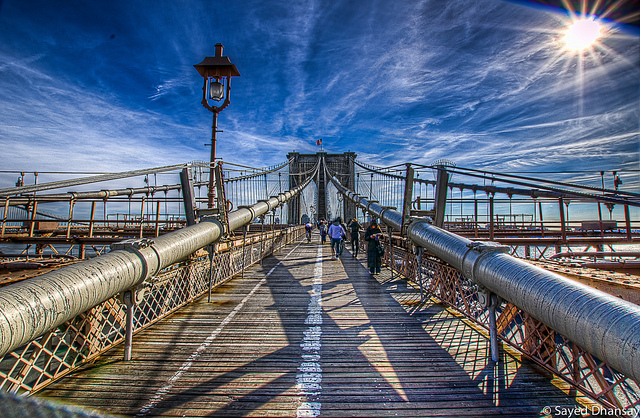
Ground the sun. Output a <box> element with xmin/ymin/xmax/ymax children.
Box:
<box><xmin>564</xmin><ymin>19</ymin><xmax>602</xmax><ymax>50</ymax></box>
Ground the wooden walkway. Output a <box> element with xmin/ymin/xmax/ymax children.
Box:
<box><xmin>38</xmin><ymin>235</ymin><xmax>589</xmax><ymax>417</ymax></box>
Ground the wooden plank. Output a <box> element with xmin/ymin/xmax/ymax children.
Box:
<box><xmin>37</xmin><ymin>239</ymin><xmax>590</xmax><ymax>417</ymax></box>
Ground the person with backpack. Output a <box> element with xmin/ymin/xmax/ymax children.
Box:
<box><xmin>328</xmin><ymin>217</ymin><xmax>347</xmax><ymax>260</ymax></box>
<box><xmin>318</xmin><ymin>220</ymin><xmax>327</xmax><ymax>244</ymax></box>
<box><xmin>305</xmin><ymin>221</ymin><xmax>313</xmax><ymax>242</ymax></box>
<box><xmin>347</xmin><ymin>218</ymin><xmax>362</xmax><ymax>257</ymax></box>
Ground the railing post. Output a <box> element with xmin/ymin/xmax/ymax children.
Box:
<box><xmin>401</xmin><ymin>164</ymin><xmax>414</xmax><ymax>233</ymax></box>
<box><xmin>180</xmin><ymin>167</ymin><xmax>197</xmax><ymax>227</ymax></box>
<box><xmin>559</xmin><ymin>197</ymin><xmax>567</xmax><ymax>243</ymax></box>
<box><xmin>155</xmin><ymin>200</ymin><xmax>161</xmax><ymax>237</ymax></box>
<box><xmin>82</xmin><ymin>201</ymin><xmax>97</xmax><ymax>259</ymax></box>
<box><xmin>1</xmin><ymin>198</ymin><xmax>9</xmax><ymax>238</ymax></box>
<box><xmin>123</xmin><ymin>290</ymin><xmax>134</xmax><ymax>361</ymax></box>
<box><xmin>139</xmin><ymin>196</ymin><xmax>146</xmax><ymax>239</ymax></box>
<box><xmin>241</xmin><ymin>225</ymin><xmax>248</xmax><ymax>279</ymax></box>
<box><xmin>473</xmin><ymin>198</ymin><xmax>478</xmax><ymax>238</ymax></box>
<box><xmin>260</xmin><ymin>214</ymin><xmax>265</xmax><ymax>266</ymax></box>
<box><xmin>88</xmin><ymin>201</ymin><xmax>96</xmax><ymax>238</ymax></box>
<box><xmin>624</xmin><ymin>203</ymin><xmax>631</xmax><ymax>242</ymax></box>
<box><xmin>29</xmin><ymin>200</ymin><xmax>37</xmax><ymax>238</ymax></box>
<box><xmin>597</xmin><ymin>201</ymin><xmax>605</xmax><ymax>241</ymax></box>
<box><xmin>208</xmin><ymin>244</ymin><xmax>216</xmax><ymax>303</ymax></box>
<box><xmin>538</xmin><ymin>200</ymin><xmax>545</xmax><ymax>237</ymax></box>
<box><xmin>416</xmin><ymin>247</ymin><xmax>424</xmax><ymax>302</ymax></box>
<box><xmin>489</xmin><ymin>195</ymin><xmax>495</xmax><ymax>241</ymax></box>
<box><xmin>66</xmin><ymin>198</ymin><xmax>75</xmax><ymax>239</ymax></box>
<box><xmin>388</xmin><ymin>227</ymin><xmax>394</xmax><ymax>280</ymax></box>
<box><xmin>488</xmin><ymin>293</ymin><xmax>500</xmax><ymax>363</ymax></box>
<box><xmin>433</xmin><ymin>165</ymin><xmax>449</xmax><ymax>228</ymax></box>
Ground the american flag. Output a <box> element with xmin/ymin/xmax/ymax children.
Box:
<box><xmin>315</xmin><ymin>138</ymin><xmax>322</xmax><ymax>146</ymax></box>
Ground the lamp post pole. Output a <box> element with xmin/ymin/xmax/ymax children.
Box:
<box><xmin>194</xmin><ymin>43</ymin><xmax>241</xmax><ymax>209</ymax></box>
<box><xmin>208</xmin><ymin>110</ymin><xmax>219</xmax><ymax>208</ymax></box>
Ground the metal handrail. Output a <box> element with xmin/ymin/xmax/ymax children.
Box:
<box><xmin>0</xmin><ymin>166</ymin><xmax>318</xmax><ymax>357</ymax></box>
<box><xmin>328</xmin><ymin>171</ymin><xmax>640</xmax><ymax>385</ymax></box>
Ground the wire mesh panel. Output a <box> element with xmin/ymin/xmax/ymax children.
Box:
<box><xmin>0</xmin><ymin>225</ymin><xmax>305</xmax><ymax>395</ymax></box>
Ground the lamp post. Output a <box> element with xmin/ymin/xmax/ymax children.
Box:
<box><xmin>194</xmin><ymin>43</ymin><xmax>241</xmax><ymax>208</ymax></box>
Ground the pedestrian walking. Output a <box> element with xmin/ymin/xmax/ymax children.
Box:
<box><xmin>328</xmin><ymin>217</ymin><xmax>347</xmax><ymax>259</ymax></box>
<box><xmin>347</xmin><ymin>218</ymin><xmax>362</xmax><ymax>257</ymax></box>
<box><xmin>318</xmin><ymin>220</ymin><xmax>327</xmax><ymax>244</ymax></box>
<box><xmin>364</xmin><ymin>220</ymin><xmax>383</xmax><ymax>275</ymax></box>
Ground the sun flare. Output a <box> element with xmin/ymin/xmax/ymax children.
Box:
<box><xmin>564</xmin><ymin>19</ymin><xmax>601</xmax><ymax>50</ymax></box>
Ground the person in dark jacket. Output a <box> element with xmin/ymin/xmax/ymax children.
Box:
<box><xmin>347</xmin><ymin>218</ymin><xmax>362</xmax><ymax>257</ymax></box>
<box><xmin>364</xmin><ymin>220</ymin><xmax>383</xmax><ymax>275</ymax></box>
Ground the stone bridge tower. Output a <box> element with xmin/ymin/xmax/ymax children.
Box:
<box><xmin>286</xmin><ymin>151</ymin><xmax>356</xmax><ymax>224</ymax></box>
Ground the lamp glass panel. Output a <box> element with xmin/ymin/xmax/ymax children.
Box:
<box><xmin>209</xmin><ymin>80</ymin><xmax>225</xmax><ymax>101</ymax></box>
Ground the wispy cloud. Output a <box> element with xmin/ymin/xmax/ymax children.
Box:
<box><xmin>0</xmin><ymin>0</ymin><xmax>637</xmax><ymax>192</ymax></box>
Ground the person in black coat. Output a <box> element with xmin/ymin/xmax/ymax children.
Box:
<box><xmin>347</xmin><ymin>218</ymin><xmax>362</xmax><ymax>257</ymax></box>
<box><xmin>364</xmin><ymin>220</ymin><xmax>383</xmax><ymax>275</ymax></box>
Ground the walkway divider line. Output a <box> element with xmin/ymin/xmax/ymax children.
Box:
<box><xmin>296</xmin><ymin>243</ymin><xmax>323</xmax><ymax>418</ymax></box>
<box><xmin>137</xmin><ymin>240</ymin><xmax>305</xmax><ymax>416</ymax></box>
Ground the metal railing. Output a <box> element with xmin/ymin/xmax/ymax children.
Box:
<box><xmin>330</xmin><ymin>161</ymin><xmax>640</xmax><ymax>413</ymax></box>
<box><xmin>0</xmin><ymin>160</ymin><xmax>319</xmax><ymax>395</ymax></box>
<box><xmin>376</xmin><ymin>240</ymin><xmax>640</xmax><ymax>411</ymax></box>
<box><xmin>0</xmin><ymin>225</ymin><xmax>304</xmax><ymax>394</ymax></box>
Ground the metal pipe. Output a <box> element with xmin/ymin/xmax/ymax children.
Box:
<box><xmin>0</xmin><ymin>184</ymin><xmax>182</xmax><ymax>206</ymax></box>
<box><xmin>0</xmin><ymin>164</ymin><xmax>187</xmax><ymax>198</ymax></box>
<box><xmin>328</xmin><ymin>173</ymin><xmax>640</xmax><ymax>384</ymax></box>
<box><xmin>0</xmin><ymin>172</ymin><xmax>315</xmax><ymax>357</ymax></box>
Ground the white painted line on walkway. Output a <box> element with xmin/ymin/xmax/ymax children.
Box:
<box><xmin>296</xmin><ymin>243</ymin><xmax>323</xmax><ymax>418</ymax></box>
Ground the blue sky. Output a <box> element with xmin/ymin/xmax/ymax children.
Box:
<box><xmin>0</xmin><ymin>0</ymin><xmax>638</xmax><ymax>189</ymax></box>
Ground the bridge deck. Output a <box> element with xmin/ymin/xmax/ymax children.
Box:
<box><xmin>38</xmin><ymin>235</ymin><xmax>589</xmax><ymax>417</ymax></box>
